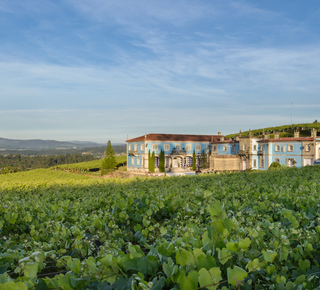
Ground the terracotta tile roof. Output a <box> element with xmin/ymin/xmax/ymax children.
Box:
<box><xmin>211</xmin><ymin>139</ymin><xmax>238</xmax><ymax>144</ymax></box>
<box><xmin>258</xmin><ymin>137</ymin><xmax>314</xmax><ymax>143</ymax></box>
<box><xmin>127</xmin><ymin>133</ymin><xmax>220</xmax><ymax>142</ymax></box>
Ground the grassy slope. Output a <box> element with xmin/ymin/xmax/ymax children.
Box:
<box><xmin>53</xmin><ymin>155</ymin><xmax>127</xmax><ymax>171</ymax></box>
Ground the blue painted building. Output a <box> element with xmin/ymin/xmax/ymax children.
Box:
<box><xmin>126</xmin><ymin>133</ymin><xmax>220</xmax><ymax>172</ymax></box>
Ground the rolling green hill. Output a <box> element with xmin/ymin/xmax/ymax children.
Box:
<box><xmin>225</xmin><ymin>121</ymin><xmax>320</xmax><ymax>139</ymax></box>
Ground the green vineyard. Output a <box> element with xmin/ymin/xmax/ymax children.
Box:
<box><xmin>1</xmin><ymin>165</ymin><xmax>320</xmax><ymax>289</ymax></box>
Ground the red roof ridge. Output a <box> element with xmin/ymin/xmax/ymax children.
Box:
<box><xmin>127</xmin><ymin>133</ymin><xmax>221</xmax><ymax>142</ymax></box>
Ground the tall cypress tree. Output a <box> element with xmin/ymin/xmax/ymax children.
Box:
<box><xmin>102</xmin><ymin>140</ymin><xmax>117</xmax><ymax>172</ymax></box>
<box><xmin>192</xmin><ymin>150</ymin><xmax>196</xmax><ymax>171</ymax></box>
<box><xmin>159</xmin><ymin>149</ymin><xmax>165</xmax><ymax>172</ymax></box>
<box><xmin>148</xmin><ymin>150</ymin><xmax>151</xmax><ymax>172</ymax></box>
<box><xmin>151</xmin><ymin>151</ymin><xmax>155</xmax><ymax>173</ymax></box>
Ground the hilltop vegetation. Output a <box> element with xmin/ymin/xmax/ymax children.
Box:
<box><xmin>226</xmin><ymin>121</ymin><xmax>320</xmax><ymax>139</ymax></box>
<box><xmin>1</xmin><ymin>165</ymin><xmax>320</xmax><ymax>289</ymax></box>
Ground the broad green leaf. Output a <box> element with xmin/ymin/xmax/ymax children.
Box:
<box><xmin>179</xmin><ymin>270</ymin><xmax>198</xmax><ymax>290</ymax></box>
<box><xmin>247</xmin><ymin>258</ymin><xmax>260</xmax><ymax>272</ymax></box>
<box><xmin>298</xmin><ymin>259</ymin><xmax>310</xmax><ymax>271</ymax></box>
<box><xmin>24</xmin><ymin>262</ymin><xmax>38</xmax><ymax>278</ymax></box>
<box><xmin>227</xmin><ymin>266</ymin><xmax>247</xmax><ymax>286</ymax></box>
<box><xmin>3</xmin><ymin>281</ymin><xmax>28</xmax><ymax>290</ymax></box>
<box><xmin>226</xmin><ymin>242</ymin><xmax>238</xmax><ymax>252</ymax></box>
<box><xmin>197</xmin><ymin>255</ymin><xmax>216</xmax><ymax>270</ymax></box>
<box><xmin>280</xmin><ymin>246</ymin><xmax>289</xmax><ymax>261</ymax></box>
<box><xmin>137</xmin><ymin>256</ymin><xmax>159</xmax><ymax>276</ymax></box>
<box><xmin>238</xmin><ymin>238</ymin><xmax>251</xmax><ymax>250</ymax></box>
<box><xmin>151</xmin><ymin>277</ymin><xmax>166</xmax><ymax>290</ymax></box>
<box><xmin>128</xmin><ymin>245</ymin><xmax>144</xmax><ymax>258</ymax></box>
<box><xmin>176</xmin><ymin>249</ymin><xmax>194</xmax><ymax>266</ymax></box>
<box><xmin>70</xmin><ymin>258</ymin><xmax>81</xmax><ymax>274</ymax></box>
<box><xmin>262</xmin><ymin>250</ymin><xmax>277</xmax><ymax>263</ymax></box>
<box><xmin>218</xmin><ymin>248</ymin><xmax>231</xmax><ymax>265</ymax></box>
<box><xmin>85</xmin><ymin>257</ymin><xmax>98</xmax><ymax>274</ymax></box>
<box><xmin>199</xmin><ymin>267</ymin><xmax>222</xmax><ymax>290</ymax></box>
<box><xmin>112</xmin><ymin>277</ymin><xmax>133</xmax><ymax>290</ymax></box>
<box><xmin>208</xmin><ymin>202</ymin><xmax>223</xmax><ymax>217</ymax></box>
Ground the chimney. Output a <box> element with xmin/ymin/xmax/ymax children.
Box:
<box><xmin>311</xmin><ymin>128</ymin><xmax>317</xmax><ymax>139</ymax></box>
<box><xmin>220</xmin><ymin>136</ymin><xmax>225</xmax><ymax>141</ymax></box>
<box><xmin>274</xmin><ymin>131</ymin><xmax>280</xmax><ymax>139</ymax></box>
<box><xmin>294</xmin><ymin>130</ymin><xmax>300</xmax><ymax>138</ymax></box>
<box><xmin>218</xmin><ymin>132</ymin><xmax>221</xmax><ymax>135</ymax></box>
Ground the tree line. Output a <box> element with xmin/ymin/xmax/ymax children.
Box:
<box><xmin>0</xmin><ymin>153</ymin><xmax>96</xmax><ymax>172</ymax></box>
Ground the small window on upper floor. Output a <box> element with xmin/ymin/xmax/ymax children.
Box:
<box><xmin>175</xmin><ymin>144</ymin><xmax>181</xmax><ymax>150</ymax></box>
<box><xmin>134</xmin><ymin>144</ymin><xmax>137</xmax><ymax>151</ymax></box>
<box><xmin>275</xmin><ymin>145</ymin><xmax>280</xmax><ymax>152</ymax></box>
<box><xmin>305</xmin><ymin>144</ymin><xmax>311</xmax><ymax>152</ymax></box>
<box><xmin>282</xmin><ymin>146</ymin><xmax>286</xmax><ymax>152</ymax></box>
<box><xmin>140</xmin><ymin>144</ymin><xmax>144</xmax><ymax>151</ymax></box>
<box><xmin>128</xmin><ymin>144</ymin><xmax>131</xmax><ymax>150</ymax></box>
<box><xmin>243</xmin><ymin>145</ymin><xmax>246</xmax><ymax>151</ymax></box>
<box><xmin>260</xmin><ymin>144</ymin><xmax>265</xmax><ymax>151</ymax></box>
<box><xmin>186</xmin><ymin>144</ymin><xmax>191</xmax><ymax>151</ymax></box>
<box><xmin>223</xmin><ymin>146</ymin><xmax>227</xmax><ymax>152</ymax></box>
<box><xmin>288</xmin><ymin>144</ymin><xmax>294</xmax><ymax>152</ymax></box>
<box><xmin>231</xmin><ymin>145</ymin><xmax>235</xmax><ymax>152</ymax></box>
<box><xmin>152</xmin><ymin>144</ymin><xmax>158</xmax><ymax>151</ymax></box>
<box><xmin>213</xmin><ymin>145</ymin><xmax>217</xmax><ymax>151</ymax></box>
<box><xmin>164</xmin><ymin>144</ymin><xmax>170</xmax><ymax>151</ymax></box>
<box><xmin>196</xmin><ymin>145</ymin><xmax>201</xmax><ymax>151</ymax></box>
<box><xmin>253</xmin><ymin>145</ymin><xmax>257</xmax><ymax>151</ymax></box>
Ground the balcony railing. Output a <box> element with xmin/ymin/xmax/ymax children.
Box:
<box><xmin>238</xmin><ymin>150</ymin><xmax>249</xmax><ymax>156</ymax></box>
<box><xmin>171</xmin><ymin>149</ymin><xmax>187</xmax><ymax>155</ymax></box>
<box><xmin>258</xmin><ymin>150</ymin><xmax>264</xmax><ymax>155</ymax></box>
<box><xmin>128</xmin><ymin>150</ymin><xmax>138</xmax><ymax>155</ymax></box>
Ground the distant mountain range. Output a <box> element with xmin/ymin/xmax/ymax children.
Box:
<box><xmin>0</xmin><ymin>137</ymin><xmax>111</xmax><ymax>150</ymax></box>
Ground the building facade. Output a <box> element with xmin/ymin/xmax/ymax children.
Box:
<box><xmin>127</xmin><ymin>129</ymin><xmax>320</xmax><ymax>172</ymax></box>
<box><xmin>126</xmin><ymin>133</ymin><xmax>220</xmax><ymax>172</ymax></box>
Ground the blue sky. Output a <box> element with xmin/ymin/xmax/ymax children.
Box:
<box><xmin>1</xmin><ymin>0</ymin><xmax>320</xmax><ymax>143</ymax></box>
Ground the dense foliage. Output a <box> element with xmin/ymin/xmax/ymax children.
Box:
<box><xmin>0</xmin><ymin>153</ymin><xmax>95</xmax><ymax>172</ymax></box>
<box><xmin>0</xmin><ymin>145</ymin><xmax>127</xmax><ymax>158</ymax></box>
<box><xmin>1</xmin><ymin>166</ymin><xmax>320</xmax><ymax>289</ymax></box>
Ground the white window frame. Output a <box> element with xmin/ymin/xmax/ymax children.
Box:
<box><xmin>196</xmin><ymin>145</ymin><xmax>201</xmax><ymax>151</ymax></box>
<box><xmin>213</xmin><ymin>145</ymin><xmax>217</xmax><ymax>151</ymax></box>
<box><xmin>134</xmin><ymin>144</ymin><xmax>137</xmax><ymax>151</ymax></box>
<box><xmin>253</xmin><ymin>145</ymin><xmax>257</xmax><ymax>151</ymax></box>
<box><xmin>152</xmin><ymin>144</ymin><xmax>158</xmax><ymax>151</ymax></box>
<box><xmin>131</xmin><ymin>156</ymin><xmax>134</xmax><ymax>165</ymax></box>
<box><xmin>175</xmin><ymin>144</ymin><xmax>181</xmax><ymax>150</ymax></box>
<box><xmin>164</xmin><ymin>144</ymin><xmax>170</xmax><ymax>151</ymax></box>
<box><xmin>140</xmin><ymin>144</ymin><xmax>144</xmax><ymax>151</ymax></box>
<box><xmin>137</xmin><ymin>156</ymin><xmax>140</xmax><ymax>165</ymax></box>
<box><xmin>186</xmin><ymin>144</ymin><xmax>191</xmax><ymax>151</ymax></box>
<box><xmin>288</xmin><ymin>144</ymin><xmax>294</xmax><ymax>152</ymax></box>
<box><xmin>275</xmin><ymin>145</ymin><xmax>280</xmax><ymax>152</ymax></box>
<box><xmin>282</xmin><ymin>146</ymin><xmax>286</xmax><ymax>152</ymax></box>
<box><xmin>128</xmin><ymin>144</ymin><xmax>131</xmax><ymax>150</ymax></box>
<box><xmin>243</xmin><ymin>145</ymin><xmax>246</xmax><ymax>151</ymax></box>
<box><xmin>223</xmin><ymin>146</ymin><xmax>227</xmax><ymax>152</ymax></box>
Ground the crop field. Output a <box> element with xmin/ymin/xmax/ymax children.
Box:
<box><xmin>1</xmin><ymin>166</ymin><xmax>320</xmax><ymax>289</ymax></box>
